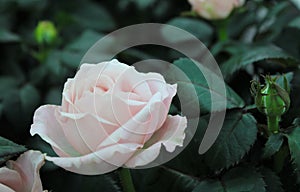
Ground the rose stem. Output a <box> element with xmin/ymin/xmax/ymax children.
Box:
<box><xmin>267</xmin><ymin>115</ymin><xmax>280</xmax><ymax>134</ymax></box>
<box><xmin>215</xmin><ymin>19</ymin><xmax>229</xmax><ymax>42</ymax></box>
<box><xmin>118</xmin><ymin>168</ymin><xmax>136</xmax><ymax>192</ymax></box>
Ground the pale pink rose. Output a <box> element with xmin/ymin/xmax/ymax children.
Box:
<box><xmin>188</xmin><ymin>0</ymin><xmax>245</xmax><ymax>20</ymax></box>
<box><xmin>30</xmin><ymin>59</ymin><xmax>187</xmax><ymax>175</ymax></box>
<box><xmin>0</xmin><ymin>150</ymin><xmax>46</xmax><ymax>192</ymax></box>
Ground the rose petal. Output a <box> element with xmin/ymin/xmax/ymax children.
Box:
<box><xmin>113</xmin><ymin>67</ymin><xmax>167</xmax><ymax>101</ymax></box>
<box><xmin>57</xmin><ymin>111</ymin><xmax>118</xmax><ymax>153</ymax></box>
<box><xmin>7</xmin><ymin>150</ymin><xmax>45</xmax><ymax>192</ymax></box>
<box><xmin>46</xmin><ymin>143</ymin><xmax>140</xmax><ymax>175</ymax></box>
<box><xmin>0</xmin><ymin>184</ymin><xmax>15</xmax><ymax>192</ymax></box>
<box><xmin>125</xmin><ymin>115</ymin><xmax>187</xmax><ymax>167</ymax></box>
<box><xmin>99</xmin><ymin>92</ymin><xmax>169</xmax><ymax>148</ymax></box>
<box><xmin>0</xmin><ymin>167</ymin><xmax>22</xmax><ymax>192</ymax></box>
<box><xmin>75</xmin><ymin>91</ymin><xmax>121</xmax><ymax>126</ymax></box>
<box><xmin>161</xmin><ymin>84</ymin><xmax>177</xmax><ymax>113</ymax></box>
<box><xmin>30</xmin><ymin>105</ymin><xmax>81</xmax><ymax>157</ymax></box>
<box><xmin>188</xmin><ymin>0</ymin><xmax>236</xmax><ymax>19</ymax></box>
<box><xmin>69</xmin><ymin>60</ymin><xmax>130</xmax><ymax>101</ymax></box>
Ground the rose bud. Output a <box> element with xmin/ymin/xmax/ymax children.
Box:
<box><xmin>34</xmin><ymin>21</ymin><xmax>57</xmax><ymax>45</ymax></box>
<box><xmin>188</xmin><ymin>0</ymin><xmax>245</xmax><ymax>20</ymax></box>
<box><xmin>251</xmin><ymin>75</ymin><xmax>290</xmax><ymax>134</ymax></box>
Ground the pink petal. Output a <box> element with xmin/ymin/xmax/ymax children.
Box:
<box><xmin>75</xmin><ymin>91</ymin><xmax>122</xmax><ymax>127</ymax></box>
<box><xmin>30</xmin><ymin>105</ymin><xmax>81</xmax><ymax>157</ymax></box>
<box><xmin>66</xmin><ymin>60</ymin><xmax>130</xmax><ymax>102</ymax></box>
<box><xmin>7</xmin><ymin>150</ymin><xmax>45</xmax><ymax>192</ymax></box>
<box><xmin>125</xmin><ymin>115</ymin><xmax>187</xmax><ymax>167</ymax></box>
<box><xmin>57</xmin><ymin>110</ymin><xmax>118</xmax><ymax>153</ymax></box>
<box><xmin>46</xmin><ymin>143</ymin><xmax>141</xmax><ymax>175</ymax></box>
<box><xmin>99</xmin><ymin>92</ymin><xmax>169</xmax><ymax>147</ymax></box>
<box><xmin>0</xmin><ymin>184</ymin><xmax>15</xmax><ymax>192</ymax></box>
<box><xmin>113</xmin><ymin>67</ymin><xmax>167</xmax><ymax>101</ymax></box>
<box><xmin>0</xmin><ymin>167</ymin><xmax>22</xmax><ymax>191</ymax></box>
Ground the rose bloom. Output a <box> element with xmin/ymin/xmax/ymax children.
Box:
<box><xmin>31</xmin><ymin>59</ymin><xmax>187</xmax><ymax>175</ymax></box>
<box><xmin>0</xmin><ymin>150</ymin><xmax>46</xmax><ymax>192</ymax></box>
<box><xmin>188</xmin><ymin>0</ymin><xmax>245</xmax><ymax>20</ymax></box>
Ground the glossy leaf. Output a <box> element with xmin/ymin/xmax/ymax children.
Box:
<box><xmin>192</xmin><ymin>180</ymin><xmax>224</xmax><ymax>192</ymax></box>
<box><xmin>259</xmin><ymin>167</ymin><xmax>284</xmax><ymax>192</ymax></box>
<box><xmin>164</xmin><ymin>17</ymin><xmax>213</xmax><ymax>45</ymax></box>
<box><xmin>19</xmin><ymin>84</ymin><xmax>41</xmax><ymax>116</ymax></box>
<box><xmin>168</xmin><ymin>58</ymin><xmax>245</xmax><ymax>114</ymax></box>
<box><xmin>204</xmin><ymin>110</ymin><xmax>257</xmax><ymax>170</ymax></box>
<box><xmin>221</xmin><ymin>44</ymin><xmax>298</xmax><ymax>79</ymax></box>
<box><xmin>0</xmin><ymin>136</ymin><xmax>27</xmax><ymax>164</ymax></box>
<box><xmin>0</xmin><ymin>29</ymin><xmax>20</xmax><ymax>43</ymax></box>
<box><xmin>222</xmin><ymin>166</ymin><xmax>266</xmax><ymax>192</ymax></box>
<box><xmin>286</xmin><ymin>121</ymin><xmax>300</xmax><ymax>171</ymax></box>
<box><xmin>262</xmin><ymin>133</ymin><xmax>284</xmax><ymax>159</ymax></box>
<box><xmin>133</xmin><ymin>167</ymin><xmax>199</xmax><ymax>192</ymax></box>
<box><xmin>72</xmin><ymin>2</ymin><xmax>115</xmax><ymax>31</ymax></box>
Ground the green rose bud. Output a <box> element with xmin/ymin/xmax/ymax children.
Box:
<box><xmin>251</xmin><ymin>75</ymin><xmax>290</xmax><ymax>134</ymax></box>
<box><xmin>34</xmin><ymin>21</ymin><xmax>57</xmax><ymax>45</ymax></box>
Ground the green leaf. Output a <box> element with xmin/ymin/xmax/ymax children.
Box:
<box><xmin>3</xmin><ymin>84</ymin><xmax>40</xmax><ymax>128</ymax></box>
<box><xmin>222</xmin><ymin>166</ymin><xmax>266</xmax><ymax>192</ymax></box>
<box><xmin>286</xmin><ymin>122</ymin><xmax>300</xmax><ymax>171</ymax></box>
<box><xmin>44</xmin><ymin>87</ymin><xmax>62</xmax><ymax>105</ymax></box>
<box><xmin>132</xmin><ymin>0</ymin><xmax>156</xmax><ymax>9</ymax></box>
<box><xmin>60</xmin><ymin>50</ymin><xmax>83</xmax><ymax>69</ymax></box>
<box><xmin>2</xmin><ymin>89</ymin><xmax>23</xmax><ymax>127</ymax></box>
<box><xmin>192</xmin><ymin>180</ymin><xmax>224</xmax><ymax>192</ymax></box>
<box><xmin>46</xmin><ymin>171</ymin><xmax>121</xmax><ymax>192</ymax></box>
<box><xmin>0</xmin><ymin>103</ymin><xmax>3</xmax><ymax>117</ymax></box>
<box><xmin>118</xmin><ymin>0</ymin><xmax>157</xmax><ymax>10</ymax></box>
<box><xmin>288</xmin><ymin>16</ymin><xmax>300</xmax><ymax>30</ymax></box>
<box><xmin>20</xmin><ymin>84</ymin><xmax>41</xmax><ymax>116</ymax></box>
<box><xmin>0</xmin><ymin>136</ymin><xmax>27</xmax><ymax>164</ymax></box>
<box><xmin>62</xmin><ymin>30</ymin><xmax>103</xmax><ymax>68</ymax></box>
<box><xmin>0</xmin><ymin>29</ymin><xmax>20</xmax><ymax>43</ymax></box>
<box><xmin>132</xmin><ymin>167</ymin><xmax>199</xmax><ymax>192</ymax></box>
<box><xmin>0</xmin><ymin>76</ymin><xmax>20</xmax><ymax>99</ymax></box>
<box><xmin>291</xmin><ymin>0</ymin><xmax>300</xmax><ymax>10</ymax></box>
<box><xmin>72</xmin><ymin>2</ymin><xmax>115</xmax><ymax>31</ymax></box>
<box><xmin>259</xmin><ymin>167</ymin><xmax>284</xmax><ymax>192</ymax></box>
<box><xmin>221</xmin><ymin>44</ymin><xmax>298</xmax><ymax>80</ymax></box>
<box><xmin>120</xmin><ymin>48</ymin><xmax>153</xmax><ymax>61</ymax></box>
<box><xmin>164</xmin><ymin>17</ymin><xmax>213</xmax><ymax>45</ymax></box>
<box><xmin>257</xmin><ymin>2</ymin><xmax>293</xmax><ymax>42</ymax></box>
<box><xmin>204</xmin><ymin>110</ymin><xmax>257</xmax><ymax>170</ymax></box>
<box><xmin>66</xmin><ymin>30</ymin><xmax>103</xmax><ymax>52</ymax></box>
<box><xmin>29</xmin><ymin>65</ymin><xmax>48</xmax><ymax>85</ymax></box>
<box><xmin>45</xmin><ymin>50</ymin><xmax>62</xmax><ymax>76</ymax></box>
<box><xmin>167</xmin><ymin>58</ymin><xmax>244</xmax><ymax>114</ymax></box>
<box><xmin>273</xmin><ymin>72</ymin><xmax>293</xmax><ymax>91</ymax></box>
<box><xmin>16</xmin><ymin>0</ymin><xmax>47</xmax><ymax>10</ymax></box>
<box><xmin>166</xmin><ymin>118</ymin><xmax>209</xmax><ymax>177</ymax></box>
<box><xmin>262</xmin><ymin>133</ymin><xmax>284</xmax><ymax>159</ymax></box>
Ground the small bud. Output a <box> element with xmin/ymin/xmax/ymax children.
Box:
<box><xmin>251</xmin><ymin>75</ymin><xmax>291</xmax><ymax>134</ymax></box>
<box><xmin>34</xmin><ymin>21</ymin><xmax>57</xmax><ymax>45</ymax></box>
<box><xmin>257</xmin><ymin>75</ymin><xmax>290</xmax><ymax>116</ymax></box>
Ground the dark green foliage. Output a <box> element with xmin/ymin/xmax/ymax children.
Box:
<box><xmin>204</xmin><ymin>110</ymin><xmax>257</xmax><ymax>170</ymax></box>
<box><xmin>260</xmin><ymin>167</ymin><xmax>284</xmax><ymax>192</ymax></box>
<box><xmin>262</xmin><ymin>133</ymin><xmax>284</xmax><ymax>159</ymax></box>
<box><xmin>0</xmin><ymin>136</ymin><xmax>27</xmax><ymax>165</ymax></box>
<box><xmin>286</xmin><ymin>120</ymin><xmax>300</xmax><ymax>171</ymax></box>
<box><xmin>1</xmin><ymin>0</ymin><xmax>300</xmax><ymax>191</ymax></box>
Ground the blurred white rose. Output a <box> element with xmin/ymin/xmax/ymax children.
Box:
<box><xmin>188</xmin><ymin>0</ymin><xmax>245</xmax><ymax>20</ymax></box>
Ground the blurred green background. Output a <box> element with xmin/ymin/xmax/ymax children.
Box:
<box><xmin>1</xmin><ymin>0</ymin><xmax>300</xmax><ymax>191</ymax></box>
